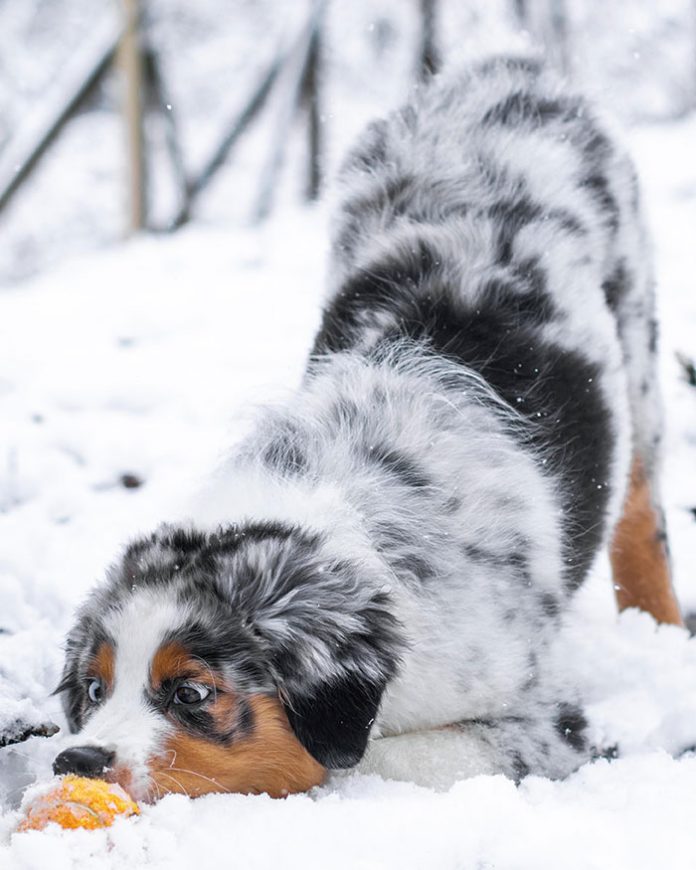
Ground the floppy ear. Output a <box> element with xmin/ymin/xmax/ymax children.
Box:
<box><xmin>280</xmin><ymin>671</ymin><xmax>388</xmax><ymax>769</ymax></box>
<box><xmin>228</xmin><ymin>533</ymin><xmax>403</xmax><ymax>769</ymax></box>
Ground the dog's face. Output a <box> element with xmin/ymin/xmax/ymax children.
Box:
<box><xmin>54</xmin><ymin>523</ymin><xmax>400</xmax><ymax>800</ymax></box>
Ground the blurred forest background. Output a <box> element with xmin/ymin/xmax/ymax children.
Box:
<box><xmin>0</xmin><ymin>0</ymin><xmax>694</xmax><ymax>285</ymax></box>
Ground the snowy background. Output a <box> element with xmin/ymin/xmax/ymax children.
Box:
<box><xmin>1</xmin><ymin>1</ymin><xmax>696</xmax><ymax>867</ymax></box>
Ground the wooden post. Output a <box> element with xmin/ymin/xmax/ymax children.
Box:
<box><xmin>120</xmin><ymin>0</ymin><xmax>147</xmax><ymax>233</ymax></box>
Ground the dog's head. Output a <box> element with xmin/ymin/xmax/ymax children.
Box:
<box><xmin>53</xmin><ymin>522</ymin><xmax>400</xmax><ymax>800</ymax></box>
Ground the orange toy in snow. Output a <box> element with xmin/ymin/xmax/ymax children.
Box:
<box><xmin>17</xmin><ymin>775</ymin><xmax>140</xmax><ymax>832</ymax></box>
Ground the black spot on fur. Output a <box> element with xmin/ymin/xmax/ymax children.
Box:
<box><xmin>506</xmin><ymin>551</ymin><xmax>531</xmax><ymax>583</ymax></box>
<box><xmin>443</xmin><ymin>495</ymin><xmax>461</xmax><ymax>514</ymax></box>
<box><xmin>602</xmin><ymin>261</ymin><xmax>631</xmax><ymax>312</ymax></box>
<box><xmin>364</xmin><ymin>444</ymin><xmax>431</xmax><ymax>489</ymax></box>
<box><xmin>463</xmin><ymin>544</ymin><xmax>532</xmax><ymax>585</ymax></box>
<box><xmin>555</xmin><ymin>703</ymin><xmax>588</xmax><ymax>753</ymax></box>
<box><xmin>335</xmin><ymin>174</ymin><xmax>473</xmax><ymax>257</ymax></box>
<box><xmin>582</xmin><ymin>127</ymin><xmax>613</xmax><ymax>162</ymax></box>
<box><xmin>262</xmin><ymin>428</ymin><xmax>308</xmax><ymax>476</ymax></box>
<box><xmin>648</xmin><ymin>318</ymin><xmax>659</xmax><ymax>355</ymax></box>
<box><xmin>391</xmin><ymin>552</ymin><xmax>436</xmax><ymax>583</ymax></box>
<box><xmin>482</xmin><ymin>91</ymin><xmax>581</xmax><ymax>128</ymax></box>
<box><xmin>511</xmin><ymin>751</ymin><xmax>531</xmax><ymax>783</ymax></box>
<box><xmin>462</xmin><ymin>544</ymin><xmax>490</xmax><ymax>563</ymax></box>
<box><xmin>488</xmin><ymin>198</ymin><xmax>542</xmax><ymax>264</ymax></box>
<box><xmin>487</xmin><ymin>198</ymin><xmax>585</xmax><ymax>265</ymax></box>
<box><xmin>540</xmin><ymin>593</ymin><xmax>560</xmax><ymax>617</ymax></box>
<box><xmin>330</xmin><ymin>396</ymin><xmax>361</xmax><ymax>426</ymax></box>
<box><xmin>343</xmin><ymin>175</ymin><xmax>417</xmax><ymax>221</ymax></box>
<box><xmin>370</xmin><ymin>522</ymin><xmax>435</xmax><ymax>583</ymax></box>
<box><xmin>343</xmin><ymin>119</ymin><xmax>389</xmax><ymax>173</ymax></box>
<box><xmin>580</xmin><ymin>173</ymin><xmax>620</xmax><ymax>233</ymax></box>
<box><xmin>478</xmin><ymin>262</ymin><xmax>555</xmax><ymax>325</ymax></box>
<box><xmin>476</xmin><ymin>56</ymin><xmax>543</xmax><ymax>78</ymax></box>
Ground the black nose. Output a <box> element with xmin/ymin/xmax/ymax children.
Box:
<box><xmin>53</xmin><ymin>746</ymin><xmax>115</xmax><ymax>778</ymax></box>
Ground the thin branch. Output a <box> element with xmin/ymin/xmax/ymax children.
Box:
<box><xmin>143</xmin><ymin>47</ymin><xmax>188</xmax><ymax>217</ymax></box>
<box><xmin>512</xmin><ymin>0</ymin><xmax>529</xmax><ymax>27</ymax></box>
<box><xmin>418</xmin><ymin>0</ymin><xmax>440</xmax><ymax>81</ymax></box>
<box><xmin>0</xmin><ymin>23</ymin><xmax>119</xmax><ymax>216</ymax></box>
<box><xmin>301</xmin><ymin>25</ymin><xmax>322</xmax><ymax>201</ymax></box>
<box><xmin>253</xmin><ymin>0</ymin><xmax>329</xmax><ymax>223</ymax></box>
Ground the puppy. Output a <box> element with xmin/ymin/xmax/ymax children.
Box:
<box><xmin>53</xmin><ymin>55</ymin><xmax>681</xmax><ymax>800</ymax></box>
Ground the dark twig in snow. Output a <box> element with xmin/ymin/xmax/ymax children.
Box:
<box><xmin>676</xmin><ymin>351</ymin><xmax>696</xmax><ymax>387</ymax></box>
<box><xmin>0</xmin><ymin>721</ymin><xmax>59</xmax><ymax>750</ymax></box>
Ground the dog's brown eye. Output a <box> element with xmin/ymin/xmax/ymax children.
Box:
<box><xmin>87</xmin><ymin>678</ymin><xmax>104</xmax><ymax>705</ymax></box>
<box><xmin>173</xmin><ymin>683</ymin><xmax>211</xmax><ymax>706</ymax></box>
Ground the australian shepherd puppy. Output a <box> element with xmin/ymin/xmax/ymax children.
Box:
<box><xmin>53</xmin><ymin>56</ymin><xmax>681</xmax><ymax>800</ymax></box>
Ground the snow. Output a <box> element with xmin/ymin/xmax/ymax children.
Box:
<box><xmin>0</xmin><ymin>101</ymin><xmax>695</xmax><ymax>870</ymax></box>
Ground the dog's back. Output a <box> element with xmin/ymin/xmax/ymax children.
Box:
<box><xmin>314</xmin><ymin>55</ymin><xmax>677</xmax><ymax>618</ymax></box>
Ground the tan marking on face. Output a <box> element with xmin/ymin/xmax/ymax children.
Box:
<box><xmin>150</xmin><ymin>641</ymin><xmax>214</xmax><ymax>690</ymax></box>
<box><xmin>611</xmin><ymin>456</ymin><xmax>683</xmax><ymax>626</ymax></box>
<box><xmin>148</xmin><ymin>694</ymin><xmax>326</xmax><ymax>799</ymax></box>
<box><xmin>87</xmin><ymin>642</ymin><xmax>115</xmax><ymax>692</ymax></box>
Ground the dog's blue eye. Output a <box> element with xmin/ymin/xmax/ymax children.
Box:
<box><xmin>173</xmin><ymin>683</ymin><xmax>211</xmax><ymax>706</ymax></box>
<box><xmin>87</xmin><ymin>678</ymin><xmax>104</xmax><ymax>704</ymax></box>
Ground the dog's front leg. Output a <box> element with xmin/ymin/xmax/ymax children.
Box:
<box><xmin>357</xmin><ymin>726</ymin><xmax>504</xmax><ymax>790</ymax></box>
<box><xmin>357</xmin><ymin>708</ymin><xmax>591</xmax><ymax>790</ymax></box>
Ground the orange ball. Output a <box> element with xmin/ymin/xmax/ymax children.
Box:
<box><xmin>17</xmin><ymin>775</ymin><xmax>140</xmax><ymax>832</ymax></box>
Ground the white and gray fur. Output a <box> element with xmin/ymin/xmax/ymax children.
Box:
<box><xmin>56</xmin><ymin>56</ymin><xmax>663</xmax><ymax>789</ymax></box>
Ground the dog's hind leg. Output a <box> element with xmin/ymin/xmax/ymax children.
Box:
<box><xmin>605</xmin><ymin>189</ymin><xmax>682</xmax><ymax>626</ymax></box>
<box><xmin>610</xmin><ymin>456</ymin><xmax>682</xmax><ymax>625</ymax></box>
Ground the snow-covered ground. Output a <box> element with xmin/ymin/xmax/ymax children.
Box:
<box><xmin>0</xmin><ymin>111</ymin><xmax>695</xmax><ymax>867</ymax></box>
